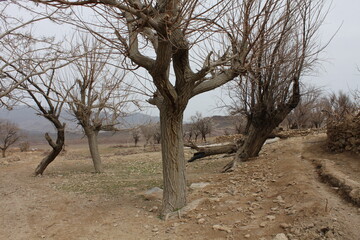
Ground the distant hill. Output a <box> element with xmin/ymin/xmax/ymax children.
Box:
<box><xmin>209</xmin><ymin>115</ymin><xmax>238</xmax><ymax>135</ymax></box>
<box><xmin>0</xmin><ymin>106</ymin><xmax>238</xmax><ymax>145</ymax></box>
<box><xmin>0</xmin><ymin>106</ymin><xmax>159</xmax><ymax>135</ymax></box>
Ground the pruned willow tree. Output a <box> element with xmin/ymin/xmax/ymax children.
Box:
<box><xmin>32</xmin><ymin>0</ymin><xmax>327</xmax><ymax>215</ymax></box>
<box><xmin>223</xmin><ymin>0</ymin><xmax>328</xmax><ymax>172</ymax></box>
<box><xmin>66</xmin><ymin>36</ymin><xmax>133</xmax><ymax>173</ymax></box>
<box><xmin>10</xmin><ymin>64</ymin><xmax>70</xmax><ymax>176</ymax></box>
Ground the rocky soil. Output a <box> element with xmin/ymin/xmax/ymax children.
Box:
<box><xmin>0</xmin><ymin>133</ymin><xmax>359</xmax><ymax>240</ymax></box>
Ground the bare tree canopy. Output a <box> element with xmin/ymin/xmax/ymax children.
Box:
<box><xmin>29</xmin><ymin>0</ymin><xmax>329</xmax><ymax>215</ymax></box>
<box><xmin>190</xmin><ymin>112</ymin><xmax>212</xmax><ymax>142</ymax></box>
<box><xmin>0</xmin><ymin>120</ymin><xmax>20</xmax><ymax>158</ymax></box>
<box><xmin>0</xmin><ymin>1</ymin><xmax>69</xmax><ymax>107</ymax></box>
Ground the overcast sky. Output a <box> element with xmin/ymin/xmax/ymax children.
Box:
<box><xmin>4</xmin><ymin>1</ymin><xmax>360</xmax><ymax>121</ymax></box>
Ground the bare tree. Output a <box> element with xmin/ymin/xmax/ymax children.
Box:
<box><xmin>19</xmin><ymin>70</ymin><xmax>68</xmax><ymax>175</ymax></box>
<box><xmin>32</xmin><ymin>0</ymin><xmax>328</xmax><ymax>215</ymax></box>
<box><xmin>140</xmin><ymin>124</ymin><xmax>154</xmax><ymax>146</ymax></box>
<box><xmin>190</xmin><ymin>112</ymin><xmax>212</xmax><ymax>142</ymax></box>
<box><xmin>153</xmin><ymin>124</ymin><xmax>161</xmax><ymax>144</ymax></box>
<box><xmin>132</xmin><ymin>128</ymin><xmax>141</xmax><ymax>147</ymax></box>
<box><xmin>223</xmin><ymin>0</ymin><xmax>328</xmax><ymax>172</ymax></box>
<box><xmin>324</xmin><ymin>91</ymin><xmax>356</xmax><ymax>121</ymax></box>
<box><xmin>285</xmin><ymin>85</ymin><xmax>323</xmax><ymax>129</ymax></box>
<box><xmin>0</xmin><ymin>121</ymin><xmax>20</xmax><ymax>157</ymax></box>
<box><xmin>66</xmin><ymin>37</ymin><xmax>132</xmax><ymax>173</ymax></box>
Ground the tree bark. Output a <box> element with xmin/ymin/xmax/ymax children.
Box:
<box><xmin>34</xmin><ymin>127</ymin><xmax>65</xmax><ymax>176</ymax></box>
<box><xmin>222</xmin><ymin>123</ymin><xmax>274</xmax><ymax>172</ymax></box>
<box><xmin>160</xmin><ymin>108</ymin><xmax>187</xmax><ymax>216</ymax></box>
<box><xmin>86</xmin><ymin>129</ymin><xmax>102</xmax><ymax>173</ymax></box>
<box><xmin>185</xmin><ymin>142</ymin><xmax>238</xmax><ymax>162</ymax></box>
<box><xmin>2</xmin><ymin>149</ymin><xmax>6</xmax><ymax>158</ymax></box>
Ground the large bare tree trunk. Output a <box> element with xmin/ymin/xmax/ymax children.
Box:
<box><xmin>86</xmin><ymin>129</ymin><xmax>102</xmax><ymax>173</ymax></box>
<box><xmin>223</xmin><ymin>124</ymin><xmax>274</xmax><ymax>172</ymax></box>
<box><xmin>35</xmin><ymin>127</ymin><xmax>65</xmax><ymax>175</ymax></box>
<box><xmin>160</xmin><ymin>109</ymin><xmax>187</xmax><ymax>216</ymax></box>
<box><xmin>2</xmin><ymin>149</ymin><xmax>6</xmax><ymax>158</ymax></box>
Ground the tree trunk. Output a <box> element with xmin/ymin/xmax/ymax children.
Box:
<box><xmin>185</xmin><ymin>142</ymin><xmax>238</xmax><ymax>162</ymax></box>
<box><xmin>34</xmin><ymin>127</ymin><xmax>65</xmax><ymax>176</ymax></box>
<box><xmin>223</xmin><ymin>124</ymin><xmax>274</xmax><ymax>172</ymax></box>
<box><xmin>2</xmin><ymin>149</ymin><xmax>5</xmax><ymax>158</ymax></box>
<box><xmin>160</xmin><ymin>109</ymin><xmax>187</xmax><ymax>216</ymax></box>
<box><xmin>86</xmin><ymin>129</ymin><xmax>102</xmax><ymax>173</ymax></box>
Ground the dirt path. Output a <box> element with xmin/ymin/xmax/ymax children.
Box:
<box><xmin>0</xmin><ymin>135</ymin><xmax>359</xmax><ymax>240</ymax></box>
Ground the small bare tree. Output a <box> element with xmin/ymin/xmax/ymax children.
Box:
<box><xmin>285</xmin><ymin>85</ymin><xmax>323</xmax><ymax>129</ymax></box>
<box><xmin>140</xmin><ymin>124</ymin><xmax>154</xmax><ymax>146</ymax></box>
<box><xmin>153</xmin><ymin>124</ymin><xmax>161</xmax><ymax>144</ymax></box>
<box><xmin>0</xmin><ymin>121</ymin><xmax>20</xmax><ymax>157</ymax></box>
<box><xmin>324</xmin><ymin>91</ymin><xmax>356</xmax><ymax>121</ymax></box>
<box><xmin>132</xmin><ymin>128</ymin><xmax>141</xmax><ymax>147</ymax></box>
<box><xmin>66</xmin><ymin>37</ymin><xmax>133</xmax><ymax>173</ymax></box>
<box><xmin>190</xmin><ymin>112</ymin><xmax>212</xmax><ymax>142</ymax></box>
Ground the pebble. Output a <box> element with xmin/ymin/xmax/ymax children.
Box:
<box><xmin>148</xmin><ymin>206</ymin><xmax>158</xmax><ymax>212</ymax></box>
<box><xmin>273</xmin><ymin>233</ymin><xmax>288</xmax><ymax>240</ymax></box>
<box><xmin>152</xmin><ymin>227</ymin><xmax>159</xmax><ymax>232</ymax></box>
<box><xmin>244</xmin><ymin>234</ymin><xmax>251</xmax><ymax>238</ymax></box>
<box><xmin>280</xmin><ymin>223</ymin><xmax>290</xmax><ymax>229</ymax></box>
<box><xmin>266</xmin><ymin>215</ymin><xmax>276</xmax><ymax>221</ymax></box>
<box><xmin>197</xmin><ymin>218</ymin><xmax>206</xmax><ymax>224</ymax></box>
<box><xmin>212</xmin><ymin>224</ymin><xmax>232</xmax><ymax>233</ymax></box>
<box><xmin>260</xmin><ymin>222</ymin><xmax>267</xmax><ymax>227</ymax></box>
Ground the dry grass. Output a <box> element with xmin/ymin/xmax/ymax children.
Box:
<box><xmin>38</xmin><ymin>143</ymin><xmax>230</xmax><ymax>199</ymax></box>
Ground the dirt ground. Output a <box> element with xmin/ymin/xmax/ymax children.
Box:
<box><xmin>1</xmin><ymin>133</ymin><xmax>359</xmax><ymax>240</ymax></box>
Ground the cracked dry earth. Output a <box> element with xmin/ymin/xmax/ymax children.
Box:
<box><xmin>1</xmin><ymin>134</ymin><xmax>360</xmax><ymax>240</ymax></box>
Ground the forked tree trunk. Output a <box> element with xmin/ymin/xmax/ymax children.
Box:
<box><xmin>86</xmin><ymin>129</ymin><xmax>102</xmax><ymax>173</ymax></box>
<box><xmin>160</xmin><ymin>109</ymin><xmax>187</xmax><ymax>216</ymax></box>
<box><xmin>35</xmin><ymin>127</ymin><xmax>65</xmax><ymax>176</ymax></box>
<box><xmin>1</xmin><ymin>149</ymin><xmax>6</xmax><ymax>158</ymax></box>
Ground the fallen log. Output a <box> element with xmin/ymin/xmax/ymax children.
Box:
<box><xmin>186</xmin><ymin>137</ymin><xmax>280</xmax><ymax>163</ymax></box>
<box><xmin>185</xmin><ymin>142</ymin><xmax>238</xmax><ymax>162</ymax></box>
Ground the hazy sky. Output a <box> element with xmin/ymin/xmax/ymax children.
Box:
<box><xmin>183</xmin><ymin>0</ymin><xmax>360</xmax><ymax>120</ymax></box>
<box><xmin>4</xmin><ymin>1</ymin><xmax>360</xmax><ymax>121</ymax></box>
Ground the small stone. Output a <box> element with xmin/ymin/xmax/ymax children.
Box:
<box><xmin>149</xmin><ymin>206</ymin><xmax>158</xmax><ymax>212</ymax></box>
<box><xmin>212</xmin><ymin>224</ymin><xmax>232</xmax><ymax>233</ymax></box>
<box><xmin>260</xmin><ymin>222</ymin><xmax>267</xmax><ymax>227</ymax></box>
<box><xmin>152</xmin><ymin>227</ymin><xmax>159</xmax><ymax>232</ymax></box>
<box><xmin>198</xmin><ymin>218</ymin><xmax>206</xmax><ymax>224</ymax></box>
<box><xmin>273</xmin><ymin>233</ymin><xmax>288</xmax><ymax>240</ymax></box>
<box><xmin>280</xmin><ymin>223</ymin><xmax>290</xmax><ymax>229</ymax></box>
<box><xmin>266</xmin><ymin>215</ymin><xmax>276</xmax><ymax>221</ymax></box>
<box><xmin>244</xmin><ymin>234</ymin><xmax>251</xmax><ymax>238</ymax></box>
<box><xmin>143</xmin><ymin>187</ymin><xmax>163</xmax><ymax>201</ymax></box>
<box><xmin>190</xmin><ymin>182</ymin><xmax>210</xmax><ymax>190</ymax></box>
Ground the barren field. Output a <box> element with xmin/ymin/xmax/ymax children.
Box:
<box><xmin>1</xmin><ymin>133</ymin><xmax>360</xmax><ymax>240</ymax></box>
